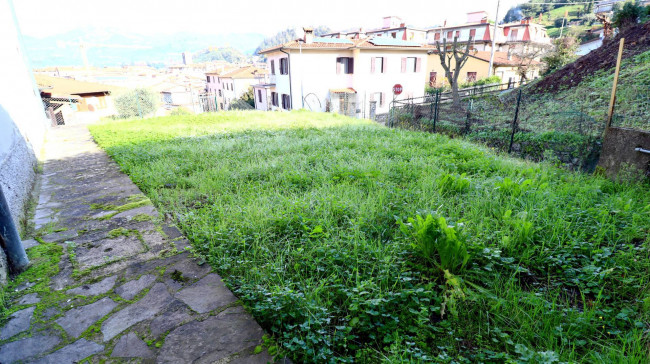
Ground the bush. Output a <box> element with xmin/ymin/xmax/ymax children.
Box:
<box><xmin>613</xmin><ymin>2</ymin><xmax>644</xmax><ymax>29</ymax></box>
<box><xmin>169</xmin><ymin>107</ymin><xmax>191</xmax><ymax>116</ymax></box>
<box><xmin>542</xmin><ymin>37</ymin><xmax>578</xmax><ymax>75</ymax></box>
<box><xmin>114</xmin><ymin>88</ymin><xmax>158</xmax><ymax>119</ymax></box>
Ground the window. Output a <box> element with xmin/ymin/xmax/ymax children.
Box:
<box><xmin>401</xmin><ymin>57</ymin><xmax>421</xmax><ymax>73</ymax></box>
<box><xmin>455</xmin><ymin>30</ymin><xmax>460</xmax><ymax>38</ymax></box>
<box><xmin>391</xmin><ymin>32</ymin><xmax>397</xmax><ymax>39</ymax></box>
<box><xmin>336</xmin><ymin>57</ymin><xmax>354</xmax><ymax>74</ymax></box>
<box><xmin>429</xmin><ymin>71</ymin><xmax>437</xmax><ymax>86</ymax></box>
<box><xmin>447</xmin><ymin>31</ymin><xmax>453</xmax><ymax>39</ymax></box>
<box><xmin>467</xmin><ymin>72</ymin><xmax>477</xmax><ymax>83</ymax></box>
<box><xmin>370</xmin><ymin>92</ymin><xmax>385</xmax><ymax>107</ymax></box>
<box><xmin>271</xmin><ymin>60</ymin><xmax>275</xmax><ymax>75</ymax></box>
<box><xmin>220</xmin><ymin>103</ymin><xmax>223</xmax><ymax>110</ymax></box>
<box><xmin>163</xmin><ymin>93</ymin><xmax>172</xmax><ymax>104</ymax></box>
<box><xmin>434</xmin><ymin>33</ymin><xmax>440</xmax><ymax>41</ymax></box>
<box><xmin>469</xmin><ymin>29</ymin><xmax>476</xmax><ymax>39</ymax></box>
<box><xmin>206</xmin><ymin>76</ymin><xmax>210</xmax><ymax>82</ymax></box>
<box><xmin>257</xmin><ymin>89</ymin><xmax>262</xmax><ymax>102</ymax></box>
<box><xmin>271</xmin><ymin>92</ymin><xmax>279</xmax><ymax>106</ymax></box>
<box><xmin>371</xmin><ymin>57</ymin><xmax>385</xmax><ymax>74</ymax></box>
<box><xmin>281</xmin><ymin>94</ymin><xmax>291</xmax><ymax>110</ymax></box>
<box><xmin>218</xmin><ymin>89</ymin><xmax>222</xmax><ymax>97</ymax></box>
<box><xmin>280</xmin><ymin>58</ymin><xmax>289</xmax><ymax>75</ymax></box>
<box><xmin>511</xmin><ymin>29</ymin><xmax>518</xmax><ymax>39</ymax></box>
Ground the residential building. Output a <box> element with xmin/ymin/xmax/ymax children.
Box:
<box><xmin>426</xmin><ymin>12</ymin><xmax>552</xmax><ymax>55</ymax></box>
<box><xmin>426</xmin><ymin>50</ymin><xmax>542</xmax><ymax>88</ymax></box>
<box><xmin>322</xmin><ymin>16</ymin><xmax>427</xmax><ymax>42</ymax></box>
<box><xmin>595</xmin><ymin>0</ymin><xmax>650</xmax><ymax>13</ymax></box>
<box><xmin>208</xmin><ymin>66</ymin><xmax>266</xmax><ymax>110</ymax></box>
<box><xmin>257</xmin><ymin>28</ymin><xmax>431</xmax><ymax>117</ymax></box>
<box><xmin>35</xmin><ymin>74</ymin><xmax>125</xmax><ymax>123</ymax></box>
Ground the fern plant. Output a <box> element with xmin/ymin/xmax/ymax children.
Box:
<box><xmin>400</xmin><ymin>214</ymin><xmax>470</xmax><ymax>273</ymax></box>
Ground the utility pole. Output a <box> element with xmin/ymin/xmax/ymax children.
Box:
<box><xmin>488</xmin><ymin>0</ymin><xmax>501</xmax><ymax>76</ymax></box>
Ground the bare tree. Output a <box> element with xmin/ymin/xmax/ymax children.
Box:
<box><xmin>434</xmin><ymin>37</ymin><xmax>473</xmax><ymax>108</ymax></box>
<box><xmin>513</xmin><ymin>47</ymin><xmax>548</xmax><ymax>84</ymax></box>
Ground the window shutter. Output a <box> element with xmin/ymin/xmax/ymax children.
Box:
<box><xmin>415</xmin><ymin>58</ymin><xmax>422</xmax><ymax>73</ymax></box>
<box><xmin>401</xmin><ymin>58</ymin><xmax>406</xmax><ymax>73</ymax></box>
<box><xmin>271</xmin><ymin>60</ymin><xmax>275</xmax><ymax>75</ymax></box>
<box><xmin>371</xmin><ymin>57</ymin><xmax>375</xmax><ymax>74</ymax></box>
<box><xmin>348</xmin><ymin>58</ymin><xmax>354</xmax><ymax>74</ymax></box>
<box><xmin>382</xmin><ymin>57</ymin><xmax>387</xmax><ymax>73</ymax></box>
<box><xmin>336</xmin><ymin>57</ymin><xmax>341</xmax><ymax>74</ymax></box>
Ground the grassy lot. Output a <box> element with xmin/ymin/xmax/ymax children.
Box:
<box><xmin>90</xmin><ymin>111</ymin><xmax>650</xmax><ymax>363</ymax></box>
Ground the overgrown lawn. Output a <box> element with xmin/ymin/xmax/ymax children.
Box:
<box><xmin>90</xmin><ymin>111</ymin><xmax>650</xmax><ymax>363</ymax></box>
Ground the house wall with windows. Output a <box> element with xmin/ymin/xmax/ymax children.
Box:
<box><xmin>261</xmin><ymin>42</ymin><xmax>428</xmax><ymax>115</ymax></box>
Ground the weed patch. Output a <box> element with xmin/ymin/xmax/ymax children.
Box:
<box><xmin>90</xmin><ymin>111</ymin><xmax>650</xmax><ymax>363</ymax></box>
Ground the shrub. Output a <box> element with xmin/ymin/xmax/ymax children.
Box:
<box><xmin>612</xmin><ymin>2</ymin><xmax>644</xmax><ymax>29</ymax></box>
<box><xmin>170</xmin><ymin>107</ymin><xmax>191</xmax><ymax>116</ymax></box>
<box><xmin>114</xmin><ymin>88</ymin><xmax>158</xmax><ymax>119</ymax></box>
<box><xmin>400</xmin><ymin>214</ymin><xmax>470</xmax><ymax>273</ymax></box>
<box><xmin>542</xmin><ymin>37</ymin><xmax>578</xmax><ymax>75</ymax></box>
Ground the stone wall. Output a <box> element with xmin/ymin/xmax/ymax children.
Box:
<box><xmin>597</xmin><ymin>127</ymin><xmax>650</xmax><ymax>179</ymax></box>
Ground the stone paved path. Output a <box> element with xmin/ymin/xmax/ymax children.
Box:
<box><xmin>0</xmin><ymin>125</ymin><xmax>275</xmax><ymax>363</ymax></box>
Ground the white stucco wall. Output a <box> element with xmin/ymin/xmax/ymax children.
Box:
<box><xmin>0</xmin><ymin>0</ymin><xmax>48</xmax><ymax>229</ymax></box>
<box><xmin>265</xmin><ymin>47</ymin><xmax>428</xmax><ymax>115</ymax></box>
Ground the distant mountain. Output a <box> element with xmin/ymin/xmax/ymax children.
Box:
<box><xmin>193</xmin><ymin>47</ymin><xmax>247</xmax><ymax>64</ymax></box>
<box><xmin>22</xmin><ymin>27</ymin><xmax>265</xmax><ymax>68</ymax></box>
<box><xmin>254</xmin><ymin>26</ymin><xmax>332</xmax><ymax>54</ymax></box>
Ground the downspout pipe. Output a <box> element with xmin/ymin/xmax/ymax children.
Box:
<box><xmin>280</xmin><ymin>48</ymin><xmax>293</xmax><ymax>110</ymax></box>
<box><xmin>0</xmin><ymin>187</ymin><xmax>30</xmax><ymax>273</ymax></box>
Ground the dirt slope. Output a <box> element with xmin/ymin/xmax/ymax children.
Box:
<box><xmin>531</xmin><ymin>21</ymin><xmax>650</xmax><ymax>94</ymax></box>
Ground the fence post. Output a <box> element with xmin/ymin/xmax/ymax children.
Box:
<box><xmin>433</xmin><ymin>91</ymin><xmax>439</xmax><ymax>133</ymax></box>
<box><xmin>508</xmin><ymin>89</ymin><xmax>523</xmax><ymax>154</ymax></box>
<box><xmin>606</xmin><ymin>37</ymin><xmax>625</xmax><ymax>129</ymax></box>
<box><xmin>136</xmin><ymin>91</ymin><xmax>143</xmax><ymax>119</ymax></box>
<box><xmin>429</xmin><ymin>94</ymin><xmax>434</xmax><ymax>125</ymax></box>
<box><xmin>465</xmin><ymin>98</ymin><xmax>473</xmax><ymax>135</ymax></box>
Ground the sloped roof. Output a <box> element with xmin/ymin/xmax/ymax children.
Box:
<box><xmin>35</xmin><ymin>74</ymin><xmax>125</xmax><ymax>96</ymax></box>
<box><xmin>259</xmin><ymin>37</ymin><xmax>433</xmax><ymax>54</ymax></box>
<box><xmin>219</xmin><ymin>66</ymin><xmax>267</xmax><ymax>79</ymax></box>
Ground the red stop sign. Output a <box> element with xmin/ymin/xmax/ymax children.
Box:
<box><xmin>393</xmin><ymin>84</ymin><xmax>403</xmax><ymax>95</ymax></box>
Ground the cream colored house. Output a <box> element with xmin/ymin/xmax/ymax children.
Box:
<box><xmin>426</xmin><ymin>50</ymin><xmax>542</xmax><ymax>88</ymax></box>
<box><xmin>257</xmin><ymin>28</ymin><xmax>431</xmax><ymax>117</ymax></box>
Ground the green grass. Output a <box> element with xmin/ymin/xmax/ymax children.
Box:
<box><xmin>90</xmin><ymin>111</ymin><xmax>650</xmax><ymax>363</ymax></box>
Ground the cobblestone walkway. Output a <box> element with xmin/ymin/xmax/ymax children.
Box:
<box><xmin>0</xmin><ymin>125</ymin><xmax>274</xmax><ymax>363</ymax></box>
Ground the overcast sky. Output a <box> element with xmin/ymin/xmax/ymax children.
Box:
<box><xmin>14</xmin><ymin>0</ymin><xmax>528</xmax><ymax>38</ymax></box>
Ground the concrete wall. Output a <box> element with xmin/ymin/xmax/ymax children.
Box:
<box><xmin>598</xmin><ymin>127</ymin><xmax>650</xmax><ymax>179</ymax></box>
<box><xmin>0</xmin><ymin>0</ymin><xmax>48</xmax><ymax>229</ymax></box>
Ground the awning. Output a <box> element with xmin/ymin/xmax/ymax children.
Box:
<box><xmin>330</xmin><ymin>88</ymin><xmax>357</xmax><ymax>94</ymax></box>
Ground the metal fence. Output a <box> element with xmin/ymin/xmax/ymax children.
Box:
<box><xmin>612</xmin><ymin>85</ymin><xmax>650</xmax><ymax>131</ymax></box>
<box><xmin>388</xmin><ymin>85</ymin><xmax>613</xmax><ymax>171</ymax></box>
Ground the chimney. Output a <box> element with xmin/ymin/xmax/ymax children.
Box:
<box><xmin>303</xmin><ymin>27</ymin><xmax>314</xmax><ymax>44</ymax></box>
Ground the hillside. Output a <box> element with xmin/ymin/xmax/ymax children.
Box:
<box><xmin>504</xmin><ymin>1</ymin><xmax>598</xmax><ymax>40</ymax></box>
<box><xmin>531</xmin><ymin>20</ymin><xmax>650</xmax><ymax>94</ymax></box>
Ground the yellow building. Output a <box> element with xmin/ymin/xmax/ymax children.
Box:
<box><xmin>425</xmin><ymin>50</ymin><xmax>542</xmax><ymax>87</ymax></box>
